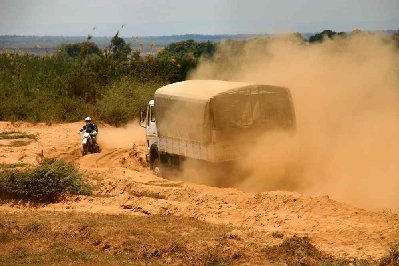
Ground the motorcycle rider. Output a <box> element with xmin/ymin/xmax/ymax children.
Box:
<box><xmin>79</xmin><ymin>117</ymin><xmax>98</xmax><ymax>144</ymax></box>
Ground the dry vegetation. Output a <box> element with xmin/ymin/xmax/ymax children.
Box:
<box><xmin>0</xmin><ymin>212</ymin><xmax>235</xmax><ymax>266</ymax></box>
<box><xmin>0</xmin><ymin>211</ymin><xmax>381</xmax><ymax>266</ymax></box>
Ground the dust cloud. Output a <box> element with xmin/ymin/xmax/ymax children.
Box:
<box><xmin>190</xmin><ymin>32</ymin><xmax>399</xmax><ymax>209</ymax></box>
<box><xmin>98</xmin><ymin>121</ymin><xmax>145</xmax><ymax>149</ymax></box>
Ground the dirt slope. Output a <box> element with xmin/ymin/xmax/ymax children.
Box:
<box><xmin>0</xmin><ymin>121</ymin><xmax>398</xmax><ymax>260</ymax></box>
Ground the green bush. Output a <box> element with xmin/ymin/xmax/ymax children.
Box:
<box><xmin>97</xmin><ymin>77</ymin><xmax>163</xmax><ymax>126</ymax></box>
<box><xmin>0</xmin><ymin>158</ymin><xmax>92</xmax><ymax>202</ymax></box>
<box><xmin>57</xmin><ymin>41</ymin><xmax>101</xmax><ymax>58</ymax></box>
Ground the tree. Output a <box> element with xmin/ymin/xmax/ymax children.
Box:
<box><xmin>288</xmin><ymin>32</ymin><xmax>305</xmax><ymax>44</ymax></box>
<box><xmin>57</xmin><ymin>42</ymin><xmax>101</xmax><ymax>58</ymax></box>
<box><xmin>393</xmin><ymin>30</ymin><xmax>399</xmax><ymax>47</ymax></box>
<box><xmin>79</xmin><ymin>41</ymin><xmax>102</xmax><ymax>57</ymax></box>
<box><xmin>108</xmin><ymin>32</ymin><xmax>131</xmax><ymax>60</ymax></box>
<box><xmin>158</xmin><ymin>40</ymin><xmax>216</xmax><ymax>59</ymax></box>
<box><xmin>308</xmin><ymin>30</ymin><xmax>346</xmax><ymax>43</ymax></box>
<box><xmin>156</xmin><ymin>40</ymin><xmax>217</xmax><ymax>82</ymax></box>
<box><xmin>58</xmin><ymin>43</ymin><xmax>80</xmax><ymax>58</ymax></box>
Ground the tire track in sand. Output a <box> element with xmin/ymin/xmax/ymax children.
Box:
<box><xmin>78</xmin><ymin>148</ymin><xmax>130</xmax><ymax>168</ymax></box>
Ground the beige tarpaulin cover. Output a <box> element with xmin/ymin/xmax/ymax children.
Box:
<box><xmin>155</xmin><ymin>80</ymin><xmax>295</xmax><ymax>144</ymax></box>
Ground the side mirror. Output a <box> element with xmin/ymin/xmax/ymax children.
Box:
<box><xmin>139</xmin><ymin>111</ymin><xmax>146</xmax><ymax>128</ymax></box>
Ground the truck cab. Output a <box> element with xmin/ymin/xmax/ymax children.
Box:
<box><xmin>140</xmin><ymin>100</ymin><xmax>161</xmax><ymax>174</ymax></box>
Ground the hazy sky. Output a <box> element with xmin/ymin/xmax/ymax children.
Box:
<box><xmin>0</xmin><ymin>0</ymin><xmax>398</xmax><ymax>36</ymax></box>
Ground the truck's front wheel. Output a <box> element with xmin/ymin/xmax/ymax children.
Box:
<box><xmin>153</xmin><ymin>157</ymin><xmax>162</xmax><ymax>177</ymax></box>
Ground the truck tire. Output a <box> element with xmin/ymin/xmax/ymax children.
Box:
<box><xmin>153</xmin><ymin>157</ymin><xmax>163</xmax><ymax>177</ymax></box>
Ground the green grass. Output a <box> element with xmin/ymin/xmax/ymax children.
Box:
<box><xmin>10</xmin><ymin>140</ymin><xmax>32</xmax><ymax>147</ymax></box>
<box><xmin>0</xmin><ymin>131</ymin><xmax>37</xmax><ymax>147</ymax></box>
<box><xmin>0</xmin><ymin>140</ymin><xmax>33</xmax><ymax>147</ymax></box>
<box><xmin>0</xmin><ymin>163</ymin><xmax>28</xmax><ymax>169</ymax></box>
<box><xmin>0</xmin><ymin>131</ymin><xmax>37</xmax><ymax>140</ymax></box>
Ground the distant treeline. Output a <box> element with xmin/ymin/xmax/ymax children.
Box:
<box><xmin>0</xmin><ymin>30</ymin><xmax>398</xmax><ymax>126</ymax></box>
<box><xmin>0</xmin><ymin>34</ymin><xmax>266</xmax><ymax>55</ymax></box>
<box><xmin>1</xmin><ymin>30</ymin><xmax>397</xmax><ymax>54</ymax></box>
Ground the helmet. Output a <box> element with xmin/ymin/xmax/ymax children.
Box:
<box><xmin>85</xmin><ymin>117</ymin><xmax>91</xmax><ymax>122</ymax></box>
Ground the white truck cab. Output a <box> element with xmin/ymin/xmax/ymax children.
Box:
<box><xmin>140</xmin><ymin>100</ymin><xmax>158</xmax><ymax>164</ymax></box>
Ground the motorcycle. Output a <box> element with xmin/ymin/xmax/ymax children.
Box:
<box><xmin>80</xmin><ymin>131</ymin><xmax>101</xmax><ymax>156</ymax></box>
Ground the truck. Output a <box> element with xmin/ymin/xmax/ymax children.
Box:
<box><xmin>140</xmin><ymin>80</ymin><xmax>296</xmax><ymax>178</ymax></box>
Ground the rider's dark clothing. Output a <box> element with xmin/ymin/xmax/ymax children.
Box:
<box><xmin>79</xmin><ymin>123</ymin><xmax>98</xmax><ymax>133</ymax></box>
<box><xmin>80</xmin><ymin>123</ymin><xmax>98</xmax><ymax>144</ymax></box>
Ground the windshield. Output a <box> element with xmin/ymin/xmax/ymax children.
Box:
<box><xmin>150</xmin><ymin>105</ymin><xmax>156</xmax><ymax>122</ymax></box>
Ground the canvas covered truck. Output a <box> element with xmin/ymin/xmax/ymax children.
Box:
<box><xmin>140</xmin><ymin>80</ymin><xmax>296</xmax><ymax>177</ymax></box>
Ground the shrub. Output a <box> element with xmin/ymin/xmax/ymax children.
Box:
<box><xmin>263</xmin><ymin>236</ymin><xmax>370</xmax><ymax>265</ymax></box>
<box><xmin>379</xmin><ymin>245</ymin><xmax>399</xmax><ymax>266</ymax></box>
<box><xmin>97</xmin><ymin>77</ymin><xmax>163</xmax><ymax>126</ymax></box>
<box><xmin>0</xmin><ymin>158</ymin><xmax>92</xmax><ymax>202</ymax></box>
<box><xmin>271</xmin><ymin>231</ymin><xmax>284</xmax><ymax>239</ymax></box>
<box><xmin>57</xmin><ymin>41</ymin><xmax>101</xmax><ymax>58</ymax></box>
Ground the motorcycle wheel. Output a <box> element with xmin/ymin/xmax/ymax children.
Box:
<box><xmin>93</xmin><ymin>144</ymin><xmax>100</xmax><ymax>153</ymax></box>
<box><xmin>82</xmin><ymin>144</ymin><xmax>88</xmax><ymax>156</ymax></box>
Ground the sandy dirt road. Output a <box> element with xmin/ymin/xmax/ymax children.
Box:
<box><xmin>0</xmin><ymin>121</ymin><xmax>398</xmax><ymax>260</ymax></box>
